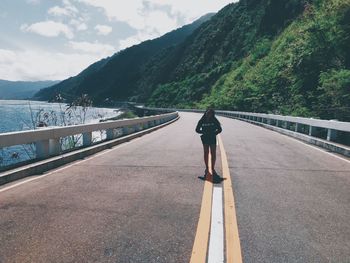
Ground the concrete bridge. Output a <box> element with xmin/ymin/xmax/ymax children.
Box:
<box><xmin>0</xmin><ymin>111</ymin><xmax>349</xmax><ymax>262</ymax></box>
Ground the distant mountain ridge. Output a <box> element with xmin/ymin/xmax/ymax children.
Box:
<box><xmin>35</xmin><ymin>13</ymin><xmax>214</xmax><ymax>103</ymax></box>
<box><xmin>0</xmin><ymin>80</ymin><xmax>60</xmax><ymax>100</ymax></box>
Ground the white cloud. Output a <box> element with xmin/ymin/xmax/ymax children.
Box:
<box><xmin>70</xmin><ymin>19</ymin><xmax>88</xmax><ymax>31</ymax></box>
<box><xmin>68</xmin><ymin>41</ymin><xmax>115</xmax><ymax>55</ymax></box>
<box><xmin>150</xmin><ymin>0</ymin><xmax>236</xmax><ymax>22</ymax></box>
<box><xmin>0</xmin><ymin>49</ymin><xmax>16</xmax><ymax>64</ymax></box>
<box><xmin>62</xmin><ymin>0</ymin><xmax>79</xmax><ymax>14</ymax></box>
<box><xmin>0</xmin><ymin>48</ymin><xmax>106</xmax><ymax>81</ymax></box>
<box><xmin>21</xmin><ymin>21</ymin><xmax>74</xmax><ymax>39</ymax></box>
<box><xmin>48</xmin><ymin>1</ymin><xmax>79</xmax><ymax>19</ymax></box>
<box><xmin>77</xmin><ymin>0</ymin><xmax>235</xmax><ymax>49</ymax></box>
<box><xmin>3</xmin><ymin>0</ymin><xmax>236</xmax><ymax>81</ymax></box>
<box><xmin>94</xmin><ymin>25</ymin><xmax>112</xmax><ymax>35</ymax></box>
<box><xmin>48</xmin><ymin>6</ymin><xmax>71</xmax><ymax>17</ymax></box>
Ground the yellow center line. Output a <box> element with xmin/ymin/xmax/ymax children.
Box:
<box><xmin>190</xmin><ymin>152</ymin><xmax>213</xmax><ymax>263</ymax></box>
<box><xmin>218</xmin><ymin>135</ymin><xmax>243</xmax><ymax>263</ymax></box>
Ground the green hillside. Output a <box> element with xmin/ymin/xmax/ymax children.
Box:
<box><xmin>35</xmin><ymin>0</ymin><xmax>350</xmax><ymax>121</ymax></box>
<box><xmin>149</xmin><ymin>0</ymin><xmax>350</xmax><ymax>121</ymax></box>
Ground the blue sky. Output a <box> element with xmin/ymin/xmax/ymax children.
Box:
<box><xmin>0</xmin><ymin>0</ymin><xmax>235</xmax><ymax>81</ymax></box>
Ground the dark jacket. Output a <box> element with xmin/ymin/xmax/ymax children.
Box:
<box><xmin>195</xmin><ymin>117</ymin><xmax>222</xmax><ymax>137</ymax></box>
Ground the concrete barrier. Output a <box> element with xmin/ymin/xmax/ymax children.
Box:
<box><xmin>0</xmin><ymin>112</ymin><xmax>178</xmax><ymax>159</ymax></box>
<box><xmin>142</xmin><ymin>107</ymin><xmax>350</xmax><ymax>158</ymax></box>
<box><xmin>0</xmin><ymin>113</ymin><xmax>179</xmax><ymax>185</ymax></box>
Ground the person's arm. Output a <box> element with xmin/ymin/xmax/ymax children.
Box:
<box><xmin>215</xmin><ymin>119</ymin><xmax>222</xmax><ymax>135</ymax></box>
<box><xmin>195</xmin><ymin>120</ymin><xmax>203</xmax><ymax>134</ymax></box>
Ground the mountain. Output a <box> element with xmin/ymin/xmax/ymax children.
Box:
<box><xmin>35</xmin><ymin>0</ymin><xmax>350</xmax><ymax>121</ymax></box>
<box><xmin>0</xmin><ymin>80</ymin><xmax>60</xmax><ymax>100</ymax></box>
<box><xmin>197</xmin><ymin>0</ymin><xmax>350</xmax><ymax>121</ymax></box>
<box><xmin>34</xmin><ymin>13</ymin><xmax>214</xmax><ymax>103</ymax></box>
<box><xmin>148</xmin><ymin>0</ymin><xmax>350</xmax><ymax>121</ymax></box>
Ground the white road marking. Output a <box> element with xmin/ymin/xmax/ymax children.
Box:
<box><xmin>208</xmin><ymin>186</ymin><xmax>224</xmax><ymax>263</ymax></box>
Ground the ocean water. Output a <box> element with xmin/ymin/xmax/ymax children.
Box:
<box><xmin>0</xmin><ymin>100</ymin><xmax>119</xmax><ymax>168</ymax></box>
<box><xmin>0</xmin><ymin>100</ymin><xmax>118</xmax><ymax>133</ymax></box>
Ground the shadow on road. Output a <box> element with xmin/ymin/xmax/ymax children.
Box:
<box><xmin>198</xmin><ymin>173</ymin><xmax>226</xmax><ymax>184</ymax></box>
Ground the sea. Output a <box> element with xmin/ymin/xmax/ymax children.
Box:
<box><xmin>0</xmin><ymin>100</ymin><xmax>118</xmax><ymax>133</ymax></box>
<box><xmin>0</xmin><ymin>100</ymin><xmax>119</xmax><ymax>168</ymax></box>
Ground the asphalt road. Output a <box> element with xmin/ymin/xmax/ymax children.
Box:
<box><xmin>0</xmin><ymin>112</ymin><xmax>349</xmax><ymax>263</ymax></box>
<box><xmin>218</xmin><ymin>116</ymin><xmax>350</xmax><ymax>263</ymax></box>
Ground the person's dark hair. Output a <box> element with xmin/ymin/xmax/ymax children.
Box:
<box><xmin>200</xmin><ymin>108</ymin><xmax>219</xmax><ymax>123</ymax></box>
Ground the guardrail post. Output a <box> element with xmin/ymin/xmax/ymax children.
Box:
<box><xmin>122</xmin><ymin>127</ymin><xmax>130</xmax><ymax>136</ymax></box>
<box><xmin>327</xmin><ymin>129</ymin><xmax>337</xmax><ymax>141</ymax></box>
<box><xmin>83</xmin><ymin>132</ymin><xmax>92</xmax><ymax>146</ymax></box>
<box><xmin>49</xmin><ymin>138</ymin><xmax>60</xmax><ymax>156</ymax></box>
<box><xmin>36</xmin><ymin>140</ymin><xmax>49</xmax><ymax>159</ymax></box>
<box><xmin>308</xmin><ymin>126</ymin><xmax>317</xmax><ymax>137</ymax></box>
<box><xmin>106</xmin><ymin>129</ymin><xmax>114</xmax><ymax>140</ymax></box>
<box><xmin>283</xmin><ymin>121</ymin><xmax>290</xmax><ymax>130</ymax></box>
<box><xmin>133</xmin><ymin>124</ymin><xmax>140</xmax><ymax>132</ymax></box>
<box><xmin>295</xmin><ymin>123</ymin><xmax>302</xmax><ymax>133</ymax></box>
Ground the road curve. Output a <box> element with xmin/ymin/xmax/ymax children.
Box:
<box><xmin>0</xmin><ymin>112</ymin><xmax>349</xmax><ymax>263</ymax></box>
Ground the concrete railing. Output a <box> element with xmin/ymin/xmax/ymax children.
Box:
<box><xmin>141</xmin><ymin>106</ymin><xmax>350</xmax><ymax>147</ymax></box>
<box><xmin>0</xmin><ymin>112</ymin><xmax>178</xmax><ymax>160</ymax></box>
<box><xmin>214</xmin><ymin>111</ymin><xmax>350</xmax><ymax>142</ymax></box>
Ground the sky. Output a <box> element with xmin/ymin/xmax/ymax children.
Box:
<box><xmin>0</xmin><ymin>0</ymin><xmax>235</xmax><ymax>81</ymax></box>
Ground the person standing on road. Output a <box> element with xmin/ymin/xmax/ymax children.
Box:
<box><xmin>195</xmin><ymin>108</ymin><xmax>222</xmax><ymax>176</ymax></box>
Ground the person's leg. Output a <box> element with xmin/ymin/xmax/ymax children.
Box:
<box><xmin>210</xmin><ymin>144</ymin><xmax>217</xmax><ymax>174</ymax></box>
<box><xmin>203</xmin><ymin>144</ymin><xmax>209</xmax><ymax>173</ymax></box>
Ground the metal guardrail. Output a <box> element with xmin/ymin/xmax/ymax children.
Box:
<box><xmin>0</xmin><ymin>112</ymin><xmax>178</xmax><ymax>160</ymax></box>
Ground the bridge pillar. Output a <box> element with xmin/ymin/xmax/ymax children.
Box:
<box><xmin>327</xmin><ymin>129</ymin><xmax>337</xmax><ymax>141</ymax></box>
<box><xmin>49</xmin><ymin>138</ymin><xmax>60</xmax><ymax>156</ymax></box>
<box><xmin>36</xmin><ymin>140</ymin><xmax>49</xmax><ymax>159</ymax></box>
<box><xmin>83</xmin><ymin>132</ymin><xmax>92</xmax><ymax>146</ymax></box>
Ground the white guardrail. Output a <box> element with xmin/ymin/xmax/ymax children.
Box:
<box><xmin>215</xmin><ymin>111</ymin><xmax>350</xmax><ymax>141</ymax></box>
<box><xmin>146</xmin><ymin>107</ymin><xmax>350</xmax><ymax>144</ymax></box>
<box><xmin>0</xmin><ymin>112</ymin><xmax>178</xmax><ymax>160</ymax></box>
